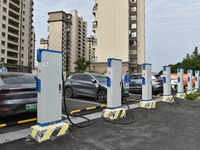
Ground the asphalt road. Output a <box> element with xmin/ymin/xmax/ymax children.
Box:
<box><xmin>1</xmin><ymin>98</ymin><xmax>200</xmax><ymax>150</ymax></box>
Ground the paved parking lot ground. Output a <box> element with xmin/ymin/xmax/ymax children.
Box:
<box><xmin>1</xmin><ymin>98</ymin><xmax>200</xmax><ymax>150</ymax></box>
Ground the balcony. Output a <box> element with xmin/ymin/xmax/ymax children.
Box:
<box><xmin>10</xmin><ymin>0</ymin><xmax>20</xmax><ymax>7</ymax></box>
<box><xmin>8</xmin><ymin>35</ymin><xmax>19</xmax><ymax>45</ymax></box>
<box><xmin>92</xmin><ymin>4</ymin><xmax>98</xmax><ymax>15</ymax></box>
<box><xmin>9</xmin><ymin>3</ymin><xmax>20</xmax><ymax>14</ymax></box>
<box><xmin>7</xmin><ymin>51</ymin><xmax>18</xmax><ymax>60</ymax></box>
<box><xmin>7</xmin><ymin>59</ymin><xmax>18</xmax><ymax>65</ymax></box>
<box><xmin>92</xmin><ymin>21</ymin><xmax>98</xmax><ymax>28</ymax></box>
<box><xmin>8</xmin><ymin>19</ymin><xmax>19</xmax><ymax>30</ymax></box>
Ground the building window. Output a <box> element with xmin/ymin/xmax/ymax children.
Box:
<box><xmin>130</xmin><ymin>41</ymin><xmax>137</xmax><ymax>46</ymax></box>
<box><xmin>130</xmin><ymin>0</ymin><xmax>137</xmax><ymax>3</ymax></box>
<box><xmin>130</xmin><ymin>49</ymin><xmax>137</xmax><ymax>55</ymax></box>
<box><xmin>21</xmin><ymin>54</ymin><xmax>24</xmax><ymax>58</ymax></box>
<box><xmin>3</xmin><ymin>7</ymin><xmax>6</xmax><ymax>12</ymax></box>
<box><xmin>22</xmin><ymin>32</ymin><xmax>24</xmax><ymax>36</ymax></box>
<box><xmin>1</xmin><ymin>58</ymin><xmax>5</xmax><ymax>62</ymax></box>
<box><xmin>130</xmin><ymin>24</ymin><xmax>137</xmax><ymax>29</ymax></box>
<box><xmin>2</xmin><ymin>24</ymin><xmax>6</xmax><ymax>29</ymax></box>
<box><xmin>23</xmin><ymin>11</ymin><xmax>25</xmax><ymax>15</ymax></box>
<box><xmin>2</xmin><ymin>32</ymin><xmax>6</xmax><ymax>37</ymax></box>
<box><xmin>130</xmin><ymin>7</ymin><xmax>137</xmax><ymax>12</ymax></box>
<box><xmin>23</xmin><ymin>18</ymin><xmax>25</xmax><ymax>22</ymax></box>
<box><xmin>92</xmin><ymin>39</ymin><xmax>98</xmax><ymax>46</ymax></box>
<box><xmin>22</xmin><ymin>25</ymin><xmax>25</xmax><ymax>29</ymax></box>
<box><xmin>1</xmin><ymin>41</ymin><xmax>5</xmax><ymax>45</ymax></box>
<box><xmin>21</xmin><ymin>61</ymin><xmax>23</xmax><ymax>65</ymax></box>
<box><xmin>3</xmin><ymin>0</ymin><xmax>7</xmax><ymax>4</ymax></box>
<box><xmin>130</xmin><ymin>58</ymin><xmax>137</xmax><ymax>64</ymax></box>
<box><xmin>130</xmin><ymin>67</ymin><xmax>137</xmax><ymax>73</ymax></box>
<box><xmin>22</xmin><ymin>39</ymin><xmax>24</xmax><ymax>43</ymax></box>
<box><xmin>130</xmin><ymin>32</ymin><xmax>137</xmax><ymax>38</ymax></box>
<box><xmin>130</xmin><ymin>15</ymin><xmax>137</xmax><ymax>20</ymax></box>
<box><xmin>1</xmin><ymin>49</ymin><xmax>5</xmax><ymax>54</ymax></box>
<box><xmin>23</xmin><ymin>4</ymin><xmax>25</xmax><ymax>8</ymax></box>
<box><xmin>22</xmin><ymin>47</ymin><xmax>24</xmax><ymax>51</ymax></box>
<box><xmin>2</xmin><ymin>16</ymin><xmax>6</xmax><ymax>20</ymax></box>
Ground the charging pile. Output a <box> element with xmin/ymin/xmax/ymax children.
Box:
<box><xmin>31</xmin><ymin>49</ymin><xmax>92</xmax><ymax>143</ymax></box>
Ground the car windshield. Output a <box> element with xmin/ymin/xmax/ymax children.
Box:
<box><xmin>0</xmin><ymin>74</ymin><xmax>36</xmax><ymax>85</ymax></box>
<box><xmin>93</xmin><ymin>75</ymin><xmax>107</xmax><ymax>82</ymax></box>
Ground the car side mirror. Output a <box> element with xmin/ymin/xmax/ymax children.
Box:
<box><xmin>91</xmin><ymin>79</ymin><xmax>97</xmax><ymax>83</ymax></box>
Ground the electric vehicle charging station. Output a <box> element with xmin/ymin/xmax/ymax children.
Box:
<box><xmin>176</xmin><ymin>68</ymin><xmax>186</xmax><ymax>99</ymax></box>
<box><xmin>102</xmin><ymin>58</ymin><xmax>126</xmax><ymax>120</ymax></box>
<box><xmin>161</xmin><ymin>66</ymin><xmax>174</xmax><ymax>103</ymax></box>
<box><xmin>140</xmin><ymin>63</ymin><xmax>156</xmax><ymax>109</ymax></box>
<box><xmin>194</xmin><ymin>70</ymin><xmax>199</xmax><ymax>92</ymax></box>
<box><xmin>31</xmin><ymin>49</ymin><xmax>69</xmax><ymax>143</ymax></box>
<box><xmin>187</xmin><ymin>69</ymin><xmax>193</xmax><ymax>94</ymax></box>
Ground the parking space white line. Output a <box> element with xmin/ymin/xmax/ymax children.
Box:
<box><xmin>0</xmin><ymin>98</ymin><xmax>161</xmax><ymax>144</ymax></box>
<box><xmin>66</xmin><ymin>98</ymin><xmax>101</xmax><ymax>105</ymax></box>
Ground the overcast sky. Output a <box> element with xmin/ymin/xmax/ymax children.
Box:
<box><xmin>33</xmin><ymin>0</ymin><xmax>200</xmax><ymax>72</ymax></box>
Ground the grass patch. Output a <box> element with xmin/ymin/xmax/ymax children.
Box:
<box><xmin>185</xmin><ymin>88</ymin><xmax>200</xmax><ymax>101</ymax></box>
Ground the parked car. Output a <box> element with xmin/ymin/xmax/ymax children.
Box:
<box><xmin>64</xmin><ymin>73</ymin><xmax>129</xmax><ymax>103</ymax></box>
<box><xmin>0</xmin><ymin>72</ymin><xmax>37</xmax><ymax>117</ymax></box>
<box><xmin>171</xmin><ymin>78</ymin><xmax>178</xmax><ymax>91</ymax></box>
<box><xmin>129</xmin><ymin>73</ymin><xmax>163</xmax><ymax>94</ymax></box>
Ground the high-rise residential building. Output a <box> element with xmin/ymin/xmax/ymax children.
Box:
<box><xmin>0</xmin><ymin>0</ymin><xmax>35</xmax><ymax>72</ymax></box>
<box><xmin>86</xmin><ymin>36</ymin><xmax>95</xmax><ymax>62</ymax></box>
<box><xmin>40</xmin><ymin>38</ymin><xmax>49</xmax><ymax>49</ymax></box>
<box><xmin>92</xmin><ymin>0</ymin><xmax>145</xmax><ymax>74</ymax></box>
<box><xmin>47</xmin><ymin>10</ymin><xmax>87</xmax><ymax>72</ymax></box>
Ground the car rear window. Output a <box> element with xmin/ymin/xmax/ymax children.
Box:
<box><xmin>0</xmin><ymin>74</ymin><xmax>36</xmax><ymax>84</ymax></box>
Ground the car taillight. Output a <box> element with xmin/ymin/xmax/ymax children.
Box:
<box><xmin>0</xmin><ymin>90</ymin><xmax>20</xmax><ymax>94</ymax></box>
<box><xmin>155</xmin><ymin>81</ymin><xmax>162</xmax><ymax>83</ymax></box>
<box><xmin>0</xmin><ymin>106</ymin><xmax>11</xmax><ymax>112</ymax></box>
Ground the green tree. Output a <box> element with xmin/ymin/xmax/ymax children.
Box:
<box><xmin>170</xmin><ymin>47</ymin><xmax>200</xmax><ymax>74</ymax></box>
<box><xmin>0</xmin><ymin>61</ymin><xmax>4</xmax><ymax>68</ymax></box>
<box><xmin>74</xmin><ymin>58</ymin><xmax>91</xmax><ymax>73</ymax></box>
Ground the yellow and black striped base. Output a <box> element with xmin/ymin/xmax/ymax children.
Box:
<box><xmin>161</xmin><ymin>95</ymin><xmax>174</xmax><ymax>103</ymax></box>
<box><xmin>31</xmin><ymin>122</ymin><xmax>69</xmax><ymax>143</ymax></box>
<box><xmin>140</xmin><ymin>101</ymin><xmax>156</xmax><ymax>109</ymax></box>
<box><xmin>186</xmin><ymin>91</ymin><xmax>194</xmax><ymax>94</ymax></box>
<box><xmin>102</xmin><ymin>108</ymin><xmax>126</xmax><ymax>120</ymax></box>
<box><xmin>176</xmin><ymin>93</ymin><xmax>186</xmax><ymax>99</ymax></box>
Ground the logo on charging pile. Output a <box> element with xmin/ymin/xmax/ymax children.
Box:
<box><xmin>43</xmin><ymin>62</ymin><xmax>49</xmax><ymax>67</ymax></box>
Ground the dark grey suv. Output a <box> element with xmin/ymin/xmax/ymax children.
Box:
<box><xmin>0</xmin><ymin>73</ymin><xmax>37</xmax><ymax>117</ymax></box>
<box><xmin>65</xmin><ymin>73</ymin><xmax>128</xmax><ymax>103</ymax></box>
<box><xmin>129</xmin><ymin>73</ymin><xmax>163</xmax><ymax>94</ymax></box>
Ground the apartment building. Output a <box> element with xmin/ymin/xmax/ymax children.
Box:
<box><xmin>86</xmin><ymin>36</ymin><xmax>95</xmax><ymax>62</ymax></box>
<box><xmin>92</xmin><ymin>0</ymin><xmax>145</xmax><ymax>74</ymax></box>
<box><xmin>47</xmin><ymin>10</ymin><xmax>87</xmax><ymax>72</ymax></box>
<box><xmin>40</xmin><ymin>38</ymin><xmax>48</xmax><ymax>49</ymax></box>
<box><xmin>0</xmin><ymin>0</ymin><xmax>35</xmax><ymax>72</ymax></box>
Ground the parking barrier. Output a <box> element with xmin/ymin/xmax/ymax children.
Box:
<box><xmin>0</xmin><ymin>118</ymin><xmax>37</xmax><ymax>128</ymax></box>
<box><xmin>70</xmin><ymin>105</ymin><xmax>107</xmax><ymax>114</ymax></box>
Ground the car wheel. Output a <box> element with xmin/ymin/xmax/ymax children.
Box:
<box><xmin>97</xmin><ymin>90</ymin><xmax>107</xmax><ymax>103</ymax></box>
<box><xmin>65</xmin><ymin>87</ymin><xmax>73</xmax><ymax>98</ymax></box>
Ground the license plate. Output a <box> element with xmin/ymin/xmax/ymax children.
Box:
<box><xmin>26</xmin><ymin>103</ymin><xmax>37</xmax><ymax>110</ymax></box>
